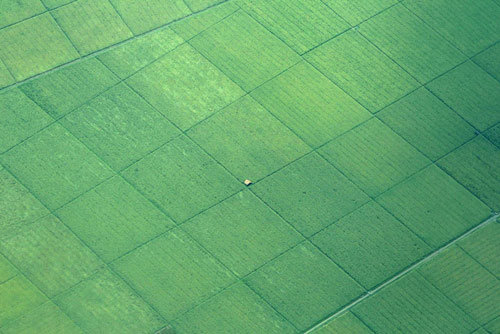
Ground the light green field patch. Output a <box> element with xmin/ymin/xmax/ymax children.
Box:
<box><xmin>438</xmin><ymin>136</ymin><xmax>500</xmax><ymax>211</ymax></box>
<box><xmin>97</xmin><ymin>28</ymin><xmax>183</xmax><ymax>79</ymax></box>
<box><xmin>306</xmin><ymin>30</ymin><xmax>419</xmax><ymax>112</ymax></box>
<box><xmin>239</xmin><ymin>0</ymin><xmax>348</xmax><ymax>54</ymax></box>
<box><xmin>0</xmin><ymin>276</ymin><xmax>47</xmax><ymax>327</ymax></box>
<box><xmin>311</xmin><ymin>312</ymin><xmax>373</xmax><ymax>334</ymax></box>
<box><xmin>0</xmin><ymin>166</ymin><xmax>49</xmax><ymax>240</ymax></box>
<box><xmin>378</xmin><ymin>88</ymin><xmax>475</xmax><ymax>160</ymax></box>
<box><xmin>320</xmin><ymin>118</ymin><xmax>429</xmax><ymax>196</ymax></box>
<box><xmin>0</xmin><ymin>60</ymin><xmax>15</xmax><ymax>89</ymax></box>
<box><xmin>0</xmin><ymin>14</ymin><xmax>78</xmax><ymax>81</ymax></box>
<box><xmin>127</xmin><ymin>43</ymin><xmax>244</xmax><ymax>130</ymax></box>
<box><xmin>419</xmin><ymin>245</ymin><xmax>500</xmax><ymax>325</ymax></box>
<box><xmin>188</xmin><ymin>95</ymin><xmax>310</xmax><ymax>181</ymax></box>
<box><xmin>61</xmin><ymin>83</ymin><xmax>180</xmax><ymax>171</ymax></box>
<box><xmin>252</xmin><ymin>61</ymin><xmax>371</xmax><ymax>148</ymax></box>
<box><xmin>473</xmin><ymin>43</ymin><xmax>500</xmax><ymax>82</ymax></box>
<box><xmin>459</xmin><ymin>222</ymin><xmax>500</xmax><ymax>278</ymax></box>
<box><xmin>360</xmin><ymin>5</ymin><xmax>465</xmax><ymax>83</ymax></box>
<box><xmin>352</xmin><ymin>272</ymin><xmax>477</xmax><ymax>334</ymax></box>
<box><xmin>312</xmin><ymin>201</ymin><xmax>430</xmax><ymax>289</ymax></box>
<box><xmin>0</xmin><ymin>88</ymin><xmax>52</xmax><ymax>153</ymax></box>
<box><xmin>184</xmin><ymin>0</ymin><xmax>224</xmax><ymax>12</ymax></box>
<box><xmin>183</xmin><ymin>190</ymin><xmax>303</xmax><ymax>277</ymax></box>
<box><xmin>0</xmin><ymin>0</ymin><xmax>45</xmax><ymax>29</ymax></box>
<box><xmin>427</xmin><ymin>61</ymin><xmax>500</xmax><ymax>131</ymax></box>
<box><xmin>190</xmin><ymin>10</ymin><xmax>300</xmax><ymax>91</ymax></box>
<box><xmin>20</xmin><ymin>57</ymin><xmax>119</xmax><ymax>119</ymax></box>
<box><xmin>404</xmin><ymin>0</ymin><xmax>500</xmax><ymax>56</ymax></box>
<box><xmin>245</xmin><ymin>242</ymin><xmax>364</xmax><ymax>331</ymax></box>
<box><xmin>172</xmin><ymin>281</ymin><xmax>296</xmax><ymax>334</ymax></box>
<box><xmin>52</xmin><ymin>0</ymin><xmax>133</xmax><ymax>55</ymax></box>
<box><xmin>110</xmin><ymin>0</ymin><xmax>190</xmax><ymax>35</ymax></box>
<box><xmin>0</xmin><ymin>302</ymin><xmax>83</xmax><ymax>334</ymax></box>
<box><xmin>122</xmin><ymin>135</ymin><xmax>242</xmax><ymax>222</ymax></box>
<box><xmin>0</xmin><ymin>254</ymin><xmax>17</xmax><ymax>283</ymax></box>
<box><xmin>56</xmin><ymin>176</ymin><xmax>175</xmax><ymax>263</ymax></box>
<box><xmin>323</xmin><ymin>0</ymin><xmax>397</xmax><ymax>25</ymax></box>
<box><xmin>0</xmin><ymin>124</ymin><xmax>113</xmax><ymax>210</ymax></box>
<box><xmin>0</xmin><ymin>215</ymin><xmax>102</xmax><ymax>297</ymax></box>
<box><xmin>377</xmin><ymin>165</ymin><xmax>491</xmax><ymax>248</ymax></box>
<box><xmin>252</xmin><ymin>153</ymin><xmax>370</xmax><ymax>237</ymax></box>
<box><xmin>485</xmin><ymin>123</ymin><xmax>500</xmax><ymax>148</ymax></box>
<box><xmin>54</xmin><ymin>269</ymin><xmax>164</xmax><ymax>334</ymax></box>
<box><xmin>171</xmin><ymin>1</ymin><xmax>239</xmax><ymax>40</ymax></box>
<box><xmin>111</xmin><ymin>229</ymin><xmax>235</xmax><ymax>320</ymax></box>
<box><xmin>41</xmin><ymin>0</ymin><xmax>73</xmax><ymax>9</ymax></box>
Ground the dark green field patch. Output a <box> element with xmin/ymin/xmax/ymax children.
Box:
<box><xmin>427</xmin><ymin>61</ymin><xmax>500</xmax><ymax>131</ymax></box>
<box><xmin>190</xmin><ymin>10</ymin><xmax>300</xmax><ymax>91</ymax></box>
<box><xmin>312</xmin><ymin>201</ymin><xmax>430</xmax><ymax>289</ymax></box>
<box><xmin>252</xmin><ymin>153</ymin><xmax>370</xmax><ymax>237</ymax></box>
<box><xmin>188</xmin><ymin>95</ymin><xmax>310</xmax><ymax>181</ymax></box>
<box><xmin>322</xmin><ymin>0</ymin><xmax>397</xmax><ymax>25</ymax></box>
<box><xmin>485</xmin><ymin>123</ymin><xmax>500</xmax><ymax>149</ymax></box>
<box><xmin>438</xmin><ymin>136</ymin><xmax>500</xmax><ymax>211</ymax></box>
<box><xmin>52</xmin><ymin>0</ymin><xmax>133</xmax><ymax>55</ymax></box>
<box><xmin>245</xmin><ymin>242</ymin><xmax>364</xmax><ymax>331</ymax></box>
<box><xmin>127</xmin><ymin>43</ymin><xmax>244</xmax><ymax>130</ymax></box>
<box><xmin>61</xmin><ymin>83</ymin><xmax>180</xmax><ymax>171</ymax></box>
<box><xmin>378</xmin><ymin>88</ymin><xmax>475</xmax><ymax>160</ymax></box>
<box><xmin>311</xmin><ymin>312</ymin><xmax>373</xmax><ymax>334</ymax></box>
<box><xmin>56</xmin><ymin>176</ymin><xmax>175</xmax><ymax>263</ymax></box>
<box><xmin>320</xmin><ymin>119</ymin><xmax>429</xmax><ymax>196</ymax></box>
<box><xmin>252</xmin><ymin>61</ymin><xmax>371</xmax><ymax>148</ymax></box>
<box><xmin>459</xmin><ymin>222</ymin><xmax>500</xmax><ymax>278</ymax></box>
<box><xmin>183</xmin><ymin>190</ymin><xmax>303</xmax><ymax>277</ymax></box>
<box><xmin>0</xmin><ymin>14</ymin><xmax>78</xmax><ymax>81</ymax></box>
<box><xmin>0</xmin><ymin>0</ymin><xmax>45</xmax><ymax>29</ymax></box>
<box><xmin>111</xmin><ymin>229</ymin><xmax>235</xmax><ymax>320</ymax></box>
<box><xmin>0</xmin><ymin>88</ymin><xmax>52</xmax><ymax>153</ymax></box>
<box><xmin>0</xmin><ymin>124</ymin><xmax>113</xmax><ymax>210</ymax></box>
<box><xmin>172</xmin><ymin>282</ymin><xmax>296</xmax><ymax>334</ymax></box>
<box><xmin>473</xmin><ymin>43</ymin><xmax>500</xmax><ymax>82</ymax></box>
<box><xmin>20</xmin><ymin>57</ymin><xmax>119</xmax><ymax>119</ymax></box>
<box><xmin>377</xmin><ymin>165</ymin><xmax>491</xmax><ymax>248</ymax></box>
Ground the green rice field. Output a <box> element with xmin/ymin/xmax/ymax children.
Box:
<box><xmin>1</xmin><ymin>0</ymin><xmax>499</xmax><ymax>333</ymax></box>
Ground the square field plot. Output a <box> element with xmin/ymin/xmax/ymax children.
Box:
<box><xmin>183</xmin><ymin>190</ymin><xmax>303</xmax><ymax>277</ymax></box>
<box><xmin>0</xmin><ymin>302</ymin><xmax>82</xmax><ymax>334</ymax></box>
<box><xmin>473</xmin><ymin>43</ymin><xmax>500</xmax><ymax>82</ymax></box>
<box><xmin>190</xmin><ymin>10</ymin><xmax>300</xmax><ymax>91</ymax></box>
<box><xmin>61</xmin><ymin>83</ymin><xmax>180</xmax><ymax>171</ymax></box>
<box><xmin>245</xmin><ymin>242</ymin><xmax>364</xmax><ymax>331</ymax></box>
<box><xmin>188</xmin><ymin>95</ymin><xmax>310</xmax><ymax>181</ymax></box>
<box><xmin>378</xmin><ymin>88</ymin><xmax>475</xmax><ymax>161</ymax></box>
<box><xmin>97</xmin><ymin>27</ymin><xmax>184</xmax><ymax>79</ymax></box>
<box><xmin>56</xmin><ymin>176</ymin><xmax>175</xmax><ymax>263</ymax></box>
<box><xmin>54</xmin><ymin>269</ymin><xmax>164</xmax><ymax>334</ymax></box>
<box><xmin>0</xmin><ymin>166</ymin><xmax>48</xmax><ymax>240</ymax></box>
<box><xmin>239</xmin><ymin>0</ymin><xmax>348</xmax><ymax>54</ymax></box>
<box><xmin>0</xmin><ymin>88</ymin><xmax>52</xmax><ymax>153</ymax></box>
<box><xmin>305</xmin><ymin>30</ymin><xmax>418</xmax><ymax>112</ymax></box>
<box><xmin>110</xmin><ymin>0</ymin><xmax>190</xmax><ymax>34</ymax></box>
<box><xmin>404</xmin><ymin>0</ymin><xmax>500</xmax><ymax>56</ymax></box>
<box><xmin>172</xmin><ymin>282</ymin><xmax>296</xmax><ymax>334</ymax></box>
<box><xmin>19</xmin><ymin>57</ymin><xmax>119</xmax><ymax>119</ymax></box>
<box><xmin>359</xmin><ymin>5</ymin><xmax>465</xmax><ymax>83</ymax></box>
<box><xmin>312</xmin><ymin>312</ymin><xmax>374</xmax><ymax>334</ymax></box>
<box><xmin>252</xmin><ymin>153</ymin><xmax>370</xmax><ymax>237</ymax></box>
<box><xmin>427</xmin><ymin>61</ymin><xmax>500</xmax><ymax>131</ymax></box>
<box><xmin>322</xmin><ymin>0</ymin><xmax>397</xmax><ymax>26</ymax></box>
<box><xmin>0</xmin><ymin>14</ymin><xmax>78</xmax><ymax>81</ymax></box>
<box><xmin>111</xmin><ymin>229</ymin><xmax>235</xmax><ymax>320</ymax></box>
<box><xmin>418</xmin><ymin>245</ymin><xmax>500</xmax><ymax>325</ymax></box>
<box><xmin>319</xmin><ymin>118</ymin><xmax>429</xmax><ymax>197</ymax></box>
<box><xmin>459</xmin><ymin>222</ymin><xmax>500</xmax><ymax>278</ymax></box>
<box><xmin>352</xmin><ymin>272</ymin><xmax>477</xmax><ymax>334</ymax></box>
<box><xmin>312</xmin><ymin>201</ymin><xmax>430</xmax><ymax>289</ymax></box>
<box><xmin>127</xmin><ymin>44</ymin><xmax>244</xmax><ymax>130</ymax></box>
<box><xmin>0</xmin><ymin>215</ymin><xmax>102</xmax><ymax>297</ymax></box>
<box><xmin>438</xmin><ymin>136</ymin><xmax>500</xmax><ymax>211</ymax></box>
<box><xmin>1</xmin><ymin>124</ymin><xmax>113</xmax><ymax>210</ymax></box>
<box><xmin>0</xmin><ymin>0</ymin><xmax>45</xmax><ymax>29</ymax></box>
<box><xmin>251</xmin><ymin>61</ymin><xmax>371</xmax><ymax>148</ymax></box>
<box><xmin>377</xmin><ymin>165</ymin><xmax>491</xmax><ymax>248</ymax></box>
<box><xmin>52</xmin><ymin>0</ymin><xmax>133</xmax><ymax>55</ymax></box>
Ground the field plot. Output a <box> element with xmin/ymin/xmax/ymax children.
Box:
<box><xmin>459</xmin><ymin>222</ymin><xmax>500</xmax><ymax>278</ymax></box>
<box><xmin>474</xmin><ymin>43</ymin><xmax>500</xmax><ymax>82</ymax></box>
<box><xmin>0</xmin><ymin>60</ymin><xmax>15</xmax><ymax>89</ymax></box>
<box><xmin>322</xmin><ymin>0</ymin><xmax>397</xmax><ymax>25</ymax></box>
<box><xmin>311</xmin><ymin>312</ymin><xmax>373</xmax><ymax>334</ymax></box>
<box><xmin>486</xmin><ymin>123</ymin><xmax>500</xmax><ymax>148</ymax></box>
<box><xmin>0</xmin><ymin>0</ymin><xmax>45</xmax><ymax>29</ymax></box>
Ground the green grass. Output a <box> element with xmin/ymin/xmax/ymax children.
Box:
<box><xmin>111</xmin><ymin>229</ymin><xmax>235</xmax><ymax>320</ymax></box>
<box><xmin>0</xmin><ymin>0</ymin><xmax>45</xmax><ymax>29</ymax></box>
<box><xmin>56</xmin><ymin>176</ymin><xmax>175</xmax><ymax>263</ymax></box>
<box><xmin>311</xmin><ymin>312</ymin><xmax>373</xmax><ymax>334</ymax></box>
<box><xmin>459</xmin><ymin>222</ymin><xmax>500</xmax><ymax>278</ymax></box>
